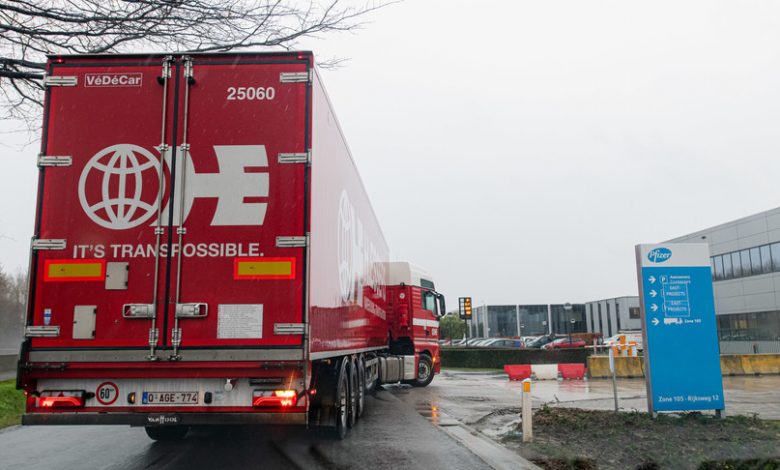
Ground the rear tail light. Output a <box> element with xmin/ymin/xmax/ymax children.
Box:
<box><xmin>252</xmin><ymin>390</ymin><xmax>297</xmax><ymax>408</ymax></box>
<box><xmin>38</xmin><ymin>391</ymin><xmax>86</xmax><ymax>409</ymax></box>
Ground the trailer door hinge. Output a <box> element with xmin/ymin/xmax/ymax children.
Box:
<box><xmin>37</xmin><ymin>155</ymin><xmax>72</xmax><ymax>167</ymax></box>
<box><xmin>280</xmin><ymin>70</ymin><xmax>312</xmax><ymax>84</ymax></box>
<box><xmin>274</xmin><ymin>323</ymin><xmax>306</xmax><ymax>335</ymax></box>
<box><xmin>43</xmin><ymin>75</ymin><xmax>78</xmax><ymax>87</ymax></box>
<box><xmin>278</xmin><ymin>151</ymin><xmax>311</xmax><ymax>165</ymax></box>
<box><xmin>276</xmin><ymin>235</ymin><xmax>309</xmax><ymax>248</ymax></box>
<box><xmin>31</xmin><ymin>239</ymin><xmax>66</xmax><ymax>251</ymax></box>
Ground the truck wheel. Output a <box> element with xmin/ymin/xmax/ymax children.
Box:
<box><xmin>347</xmin><ymin>359</ymin><xmax>358</xmax><ymax>428</ymax></box>
<box><xmin>412</xmin><ymin>354</ymin><xmax>435</xmax><ymax>387</ymax></box>
<box><xmin>144</xmin><ymin>426</ymin><xmax>189</xmax><ymax>441</ymax></box>
<box><xmin>365</xmin><ymin>357</ymin><xmax>379</xmax><ymax>395</ymax></box>
<box><xmin>331</xmin><ymin>359</ymin><xmax>349</xmax><ymax>440</ymax></box>
<box><xmin>356</xmin><ymin>357</ymin><xmax>366</xmax><ymax>419</ymax></box>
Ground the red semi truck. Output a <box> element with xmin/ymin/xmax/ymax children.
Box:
<box><xmin>17</xmin><ymin>52</ymin><xmax>445</xmax><ymax>440</ymax></box>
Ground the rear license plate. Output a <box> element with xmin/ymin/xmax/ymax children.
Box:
<box><xmin>142</xmin><ymin>391</ymin><xmax>199</xmax><ymax>405</ymax></box>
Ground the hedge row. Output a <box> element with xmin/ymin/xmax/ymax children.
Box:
<box><xmin>440</xmin><ymin>347</ymin><xmax>591</xmax><ymax>369</ymax></box>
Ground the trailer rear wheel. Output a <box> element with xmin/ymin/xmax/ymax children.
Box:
<box><xmin>411</xmin><ymin>354</ymin><xmax>435</xmax><ymax>387</ymax></box>
<box><xmin>356</xmin><ymin>357</ymin><xmax>366</xmax><ymax>418</ymax></box>
<box><xmin>331</xmin><ymin>359</ymin><xmax>349</xmax><ymax>440</ymax></box>
<box><xmin>144</xmin><ymin>425</ymin><xmax>189</xmax><ymax>441</ymax></box>
<box><xmin>347</xmin><ymin>359</ymin><xmax>358</xmax><ymax>428</ymax></box>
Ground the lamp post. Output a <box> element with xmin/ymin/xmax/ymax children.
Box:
<box><xmin>564</xmin><ymin>303</ymin><xmax>573</xmax><ymax>344</ymax></box>
<box><xmin>570</xmin><ymin>319</ymin><xmax>576</xmax><ymax>345</ymax></box>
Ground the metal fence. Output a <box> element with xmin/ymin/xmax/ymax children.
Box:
<box><xmin>719</xmin><ymin>341</ymin><xmax>780</xmax><ymax>355</ymax></box>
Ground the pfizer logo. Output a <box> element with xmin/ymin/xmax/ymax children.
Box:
<box><xmin>647</xmin><ymin>247</ymin><xmax>672</xmax><ymax>263</ymax></box>
<box><xmin>78</xmin><ymin>144</ymin><xmax>162</xmax><ymax>230</ymax></box>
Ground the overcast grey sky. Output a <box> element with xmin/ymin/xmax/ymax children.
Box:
<box><xmin>2</xmin><ymin>1</ymin><xmax>779</xmax><ymax>308</ymax></box>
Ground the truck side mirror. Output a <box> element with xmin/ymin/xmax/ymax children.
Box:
<box><xmin>436</xmin><ymin>293</ymin><xmax>446</xmax><ymax>318</ymax></box>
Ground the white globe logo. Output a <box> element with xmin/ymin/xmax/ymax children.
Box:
<box><xmin>337</xmin><ymin>190</ymin><xmax>355</xmax><ymax>303</ymax></box>
<box><xmin>78</xmin><ymin>144</ymin><xmax>161</xmax><ymax>230</ymax></box>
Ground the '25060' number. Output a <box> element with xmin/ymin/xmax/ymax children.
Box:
<box><xmin>227</xmin><ymin>86</ymin><xmax>276</xmax><ymax>101</ymax></box>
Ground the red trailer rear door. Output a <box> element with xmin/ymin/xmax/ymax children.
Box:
<box><xmin>31</xmin><ymin>57</ymin><xmax>175</xmax><ymax>349</ymax></box>
<box><xmin>164</xmin><ymin>57</ymin><xmax>308</xmax><ymax>351</ymax></box>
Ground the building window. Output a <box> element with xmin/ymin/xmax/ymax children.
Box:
<box><xmin>750</xmin><ymin>247</ymin><xmax>762</xmax><ymax>274</ymax></box>
<box><xmin>588</xmin><ymin>304</ymin><xmax>594</xmax><ymax>332</ymax></box>
<box><xmin>615</xmin><ymin>302</ymin><xmax>621</xmax><ymax>332</ymax></box>
<box><xmin>629</xmin><ymin>307</ymin><xmax>640</xmax><ymax>319</ymax></box>
<box><xmin>732</xmin><ymin>252</ymin><xmax>743</xmax><ymax>278</ymax></box>
<box><xmin>606</xmin><ymin>302</ymin><xmax>612</xmax><ymax>337</ymax></box>
<box><xmin>714</xmin><ymin>256</ymin><xmax>724</xmax><ymax>280</ymax></box>
<box><xmin>722</xmin><ymin>253</ymin><xmax>733</xmax><ymax>279</ymax></box>
<box><xmin>741</xmin><ymin>249</ymin><xmax>752</xmax><ymax>276</ymax></box>
<box><xmin>760</xmin><ymin>245</ymin><xmax>772</xmax><ymax>274</ymax></box>
<box><xmin>772</xmin><ymin>243</ymin><xmax>780</xmax><ymax>272</ymax></box>
<box><xmin>597</xmin><ymin>303</ymin><xmax>602</xmax><ymax>334</ymax></box>
<box><xmin>717</xmin><ymin>310</ymin><xmax>780</xmax><ymax>342</ymax></box>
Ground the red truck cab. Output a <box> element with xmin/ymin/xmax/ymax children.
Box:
<box><xmin>385</xmin><ymin>262</ymin><xmax>444</xmax><ymax>386</ymax></box>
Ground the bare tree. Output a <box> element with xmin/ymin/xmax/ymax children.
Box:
<box><xmin>0</xmin><ymin>0</ymin><xmax>388</xmax><ymax>126</ymax></box>
<box><xmin>0</xmin><ymin>264</ymin><xmax>26</xmax><ymax>349</ymax></box>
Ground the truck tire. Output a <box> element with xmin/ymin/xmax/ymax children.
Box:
<box><xmin>356</xmin><ymin>357</ymin><xmax>366</xmax><ymax>419</ymax></box>
<box><xmin>331</xmin><ymin>359</ymin><xmax>349</xmax><ymax>440</ymax></box>
<box><xmin>144</xmin><ymin>425</ymin><xmax>189</xmax><ymax>441</ymax></box>
<box><xmin>347</xmin><ymin>359</ymin><xmax>358</xmax><ymax>428</ymax></box>
<box><xmin>411</xmin><ymin>354</ymin><xmax>435</xmax><ymax>387</ymax></box>
<box><xmin>365</xmin><ymin>356</ymin><xmax>379</xmax><ymax>395</ymax></box>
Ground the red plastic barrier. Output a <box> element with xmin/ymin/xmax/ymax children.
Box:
<box><xmin>558</xmin><ymin>363</ymin><xmax>586</xmax><ymax>379</ymax></box>
<box><xmin>504</xmin><ymin>364</ymin><xmax>532</xmax><ymax>381</ymax></box>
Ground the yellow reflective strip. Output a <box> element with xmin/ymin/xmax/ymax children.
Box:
<box><xmin>47</xmin><ymin>262</ymin><xmax>103</xmax><ymax>279</ymax></box>
<box><xmin>237</xmin><ymin>261</ymin><xmax>292</xmax><ymax>277</ymax></box>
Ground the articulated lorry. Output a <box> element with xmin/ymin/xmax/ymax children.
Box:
<box><xmin>17</xmin><ymin>52</ymin><xmax>445</xmax><ymax>440</ymax></box>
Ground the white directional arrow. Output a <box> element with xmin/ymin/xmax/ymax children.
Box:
<box><xmin>648</xmin><ymin>276</ymin><xmax>656</xmax><ymax>284</ymax></box>
<box><xmin>652</xmin><ymin>317</ymin><xmax>659</xmax><ymax>326</ymax></box>
<box><xmin>651</xmin><ymin>304</ymin><xmax>659</xmax><ymax>312</ymax></box>
<box><xmin>649</xmin><ymin>290</ymin><xmax>657</xmax><ymax>298</ymax></box>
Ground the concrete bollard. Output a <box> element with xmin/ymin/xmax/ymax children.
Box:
<box><xmin>522</xmin><ymin>378</ymin><xmax>532</xmax><ymax>442</ymax></box>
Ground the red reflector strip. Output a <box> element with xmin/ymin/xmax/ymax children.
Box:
<box><xmin>43</xmin><ymin>259</ymin><xmax>106</xmax><ymax>282</ymax></box>
<box><xmin>234</xmin><ymin>257</ymin><xmax>295</xmax><ymax>280</ymax></box>
<box><xmin>39</xmin><ymin>396</ymin><xmax>84</xmax><ymax>408</ymax></box>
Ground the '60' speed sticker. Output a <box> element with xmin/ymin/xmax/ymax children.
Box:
<box><xmin>96</xmin><ymin>382</ymin><xmax>119</xmax><ymax>405</ymax></box>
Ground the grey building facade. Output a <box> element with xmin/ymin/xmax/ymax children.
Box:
<box><xmin>584</xmin><ymin>296</ymin><xmax>641</xmax><ymax>338</ymax></box>
<box><xmin>667</xmin><ymin>207</ymin><xmax>780</xmax><ymax>353</ymax></box>
<box><xmin>469</xmin><ymin>304</ymin><xmax>586</xmax><ymax>338</ymax></box>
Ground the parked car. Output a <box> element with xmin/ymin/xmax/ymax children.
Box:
<box><xmin>543</xmin><ymin>337</ymin><xmax>587</xmax><ymax>350</ymax></box>
<box><xmin>482</xmin><ymin>338</ymin><xmax>524</xmax><ymax>348</ymax></box>
<box><xmin>465</xmin><ymin>338</ymin><xmax>487</xmax><ymax>346</ymax></box>
<box><xmin>526</xmin><ymin>335</ymin><xmax>558</xmax><ymax>349</ymax></box>
<box><xmin>522</xmin><ymin>336</ymin><xmax>541</xmax><ymax>346</ymax></box>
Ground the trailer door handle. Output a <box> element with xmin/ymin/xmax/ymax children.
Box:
<box><xmin>175</xmin><ymin>303</ymin><xmax>208</xmax><ymax>318</ymax></box>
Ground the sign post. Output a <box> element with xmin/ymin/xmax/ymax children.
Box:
<box><xmin>609</xmin><ymin>347</ymin><xmax>619</xmax><ymax>412</ymax></box>
<box><xmin>459</xmin><ymin>297</ymin><xmax>472</xmax><ymax>343</ymax></box>
<box><xmin>635</xmin><ymin>243</ymin><xmax>724</xmax><ymax>415</ymax></box>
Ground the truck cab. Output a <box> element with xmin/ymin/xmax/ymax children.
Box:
<box><xmin>384</xmin><ymin>262</ymin><xmax>445</xmax><ymax>386</ymax></box>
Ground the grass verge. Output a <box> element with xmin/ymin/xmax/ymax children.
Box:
<box><xmin>0</xmin><ymin>379</ymin><xmax>24</xmax><ymax>429</ymax></box>
<box><xmin>505</xmin><ymin>406</ymin><xmax>780</xmax><ymax>470</ymax></box>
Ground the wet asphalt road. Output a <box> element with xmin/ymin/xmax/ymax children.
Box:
<box><xmin>0</xmin><ymin>387</ymin><xmax>492</xmax><ymax>470</ymax></box>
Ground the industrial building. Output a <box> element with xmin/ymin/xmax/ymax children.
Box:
<box><xmin>469</xmin><ymin>304</ymin><xmax>586</xmax><ymax>338</ymax></box>
<box><xmin>584</xmin><ymin>297</ymin><xmax>641</xmax><ymax>338</ymax></box>
<box><xmin>667</xmin><ymin>207</ymin><xmax>780</xmax><ymax>353</ymax></box>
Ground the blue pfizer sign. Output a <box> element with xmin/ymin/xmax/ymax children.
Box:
<box><xmin>636</xmin><ymin>243</ymin><xmax>724</xmax><ymax>413</ymax></box>
<box><xmin>647</xmin><ymin>247</ymin><xmax>672</xmax><ymax>263</ymax></box>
